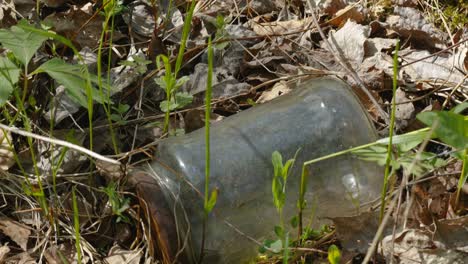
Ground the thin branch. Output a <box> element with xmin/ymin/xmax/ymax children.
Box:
<box><xmin>0</xmin><ymin>123</ymin><xmax>120</xmax><ymax>165</ymax></box>
<box><xmin>400</xmin><ymin>38</ymin><xmax>468</xmax><ymax>69</ymax></box>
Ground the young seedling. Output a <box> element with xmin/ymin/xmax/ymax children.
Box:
<box><xmin>102</xmin><ymin>181</ymin><xmax>131</xmax><ymax>223</ymax></box>
<box><xmin>271</xmin><ymin>150</ymin><xmax>295</xmax><ymax>264</ymax></box>
<box><xmin>72</xmin><ymin>187</ymin><xmax>82</xmax><ymax>264</ymax></box>
<box><xmin>97</xmin><ymin>0</ymin><xmax>124</xmax><ymax>154</ymax></box>
<box><xmin>154</xmin><ymin>0</ymin><xmax>196</xmax><ymax>134</ymax></box>
<box><xmin>378</xmin><ymin>40</ymin><xmax>400</xmax><ymax>223</ymax></box>
<box><xmin>327</xmin><ymin>244</ymin><xmax>341</xmax><ymax>264</ymax></box>
<box><xmin>198</xmin><ymin>36</ymin><xmax>218</xmax><ymax>264</ymax></box>
<box><xmin>298</xmin><ymin>164</ymin><xmax>308</xmax><ymax>240</ymax></box>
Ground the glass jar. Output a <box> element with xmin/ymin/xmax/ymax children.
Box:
<box><xmin>134</xmin><ymin>77</ymin><xmax>382</xmax><ymax>263</ymax></box>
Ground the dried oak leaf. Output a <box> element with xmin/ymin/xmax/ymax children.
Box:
<box><xmin>0</xmin><ymin>217</ymin><xmax>31</xmax><ymax>251</ymax></box>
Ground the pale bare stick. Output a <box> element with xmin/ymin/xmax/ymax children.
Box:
<box><xmin>0</xmin><ymin>123</ymin><xmax>120</xmax><ymax>165</ymax></box>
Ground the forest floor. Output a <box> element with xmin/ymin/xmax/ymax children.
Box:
<box><xmin>0</xmin><ymin>0</ymin><xmax>467</xmax><ymax>263</ymax></box>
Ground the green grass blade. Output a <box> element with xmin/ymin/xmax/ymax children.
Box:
<box><xmin>72</xmin><ymin>187</ymin><xmax>82</xmax><ymax>264</ymax></box>
<box><xmin>379</xmin><ymin>40</ymin><xmax>400</xmax><ymax>223</ymax></box>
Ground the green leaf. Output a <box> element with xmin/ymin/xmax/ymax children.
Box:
<box><xmin>175</xmin><ymin>76</ymin><xmax>190</xmax><ymax>89</ymax></box>
<box><xmin>282</xmin><ymin>158</ymin><xmax>295</xmax><ymax>179</ymax></box>
<box><xmin>168</xmin><ymin>128</ymin><xmax>185</xmax><ymax>137</ymax></box>
<box><xmin>119</xmin><ymin>60</ymin><xmax>136</xmax><ymax>67</ymax></box>
<box><xmin>452</xmin><ymin>102</ymin><xmax>468</xmax><ymax>114</ymax></box>
<box><xmin>174</xmin><ymin>92</ymin><xmax>193</xmax><ymax>108</ymax></box>
<box><xmin>353</xmin><ymin>143</ymin><xmax>445</xmax><ymax>177</ymax></box>
<box><xmin>0</xmin><ymin>20</ymin><xmax>48</xmax><ymax>66</ymax></box>
<box><xmin>269</xmin><ymin>239</ymin><xmax>283</xmax><ymax>253</ymax></box>
<box><xmin>272</xmin><ymin>177</ymin><xmax>285</xmax><ymax>210</ymax></box>
<box><xmin>215</xmin><ymin>40</ymin><xmax>230</xmax><ymax>50</ymax></box>
<box><xmin>0</xmin><ymin>57</ymin><xmax>20</xmax><ymax>106</ymax></box>
<box><xmin>216</xmin><ymin>14</ymin><xmax>225</xmax><ymax>28</ymax></box>
<box><xmin>33</xmin><ymin>58</ymin><xmax>110</xmax><ymax>108</ymax></box>
<box><xmin>132</xmin><ymin>55</ymin><xmax>151</xmax><ymax>65</ymax></box>
<box><xmin>154</xmin><ymin>76</ymin><xmax>168</xmax><ymax>90</ymax></box>
<box><xmin>260</xmin><ymin>239</ymin><xmax>275</xmax><ymax>254</ymax></box>
<box><xmin>104</xmin><ymin>0</ymin><xmax>124</xmax><ymax>17</ymax></box>
<box><xmin>159</xmin><ymin>92</ymin><xmax>193</xmax><ymax>112</ymax></box>
<box><xmin>155</xmin><ymin>54</ymin><xmax>173</xmax><ymax>92</ymax></box>
<box><xmin>417</xmin><ymin>111</ymin><xmax>468</xmax><ymax>150</ymax></box>
<box><xmin>160</xmin><ymin>99</ymin><xmax>177</xmax><ymax>112</ymax></box>
<box><xmin>353</xmin><ymin>145</ymin><xmax>389</xmax><ymax>166</ymax></box>
<box><xmin>398</xmin><ymin>151</ymin><xmax>446</xmax><ymax>177</ymax></box>
<box><xmin>290</xmin><ymin>216</ymin><xmax>298</xmax><ymax>228</ymax></box>
<box><xmin>205</xmin><ymin>188</ymin><xmax>218</xmax><ymax>213</ymax></box>
<box><xmin>327</xmin><ymin>245</ymin><xmax>341</xmax><ymax>264</ymax></box>
<box><xmin>174</xmin><ymin>0</ymin><xmax>197</xmax><ymax>74</ymax></box>
<box><xmin>110</xmin><ymin>113</ymin><xmax>121</xmax><ymax>121</ymax></box>
<box><xmin>298</xmin><ymin>166</ymin><xmax>309</xmax><ymax>210</ymax></box>
<box><xmin>246</xmin><ymin>98</ymin><xmax>257</xmax><ymax>106</ymax></box>
<box><xmin>274</xmin><ymin>225</ymin><xmax>284</xmax><ymax>238</ymax></box>
<box><xmin>377</xmin><ymin>128</ymin><xmax>430</xmax><ymax>146</ymax></box>
<box><xmin>116</xmin><ymin>103</ymin><xmax>130</xmax><ymax>113</ymax></box>
<box><xmin>272</xmin><ymin>151</ymin><xmax>283</xmax><ymax>178</ymax></box>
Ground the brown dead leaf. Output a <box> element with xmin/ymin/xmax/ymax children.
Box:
<box><xmin>5</xmin><ymin>252</ymin><xmax>35</xmax><ymax>264</ymax></box>
<box><xmin>385</xmin><ymin>6</ymin><xmax>446</xmax><ymax>50</ymax></box>
<box><xmin>401</xmin><ymin>49</ymin><xmax>467</xmax><ymax>86</ymax></box>
<box><xmin>450</xmin><ymin>188</ymin><xmax>468</xmax><ymax>215</ymax></box>
<box><xmin>10</xmin><ymin>0</ymin><xmax>35</xmax><ymax>19</ymax></box>
<box><xmin>0</xmin><ymin>245</ymin><xmax>10</xmax><ymax>263</ymax></box>
<box><xmin>329</xmin><ymin>5</ymin><xmax>364</xmax><ymax>27</ymax></box>
<box><xmin>104</xmin><ymin>245</ymin><xmax>142</xmax><ymax>264</ymax></box>
<box><xmin>44</xmin><ymin>243</ymin><xmax>88</xmax><ymax>264</ymax></box>
<box><xmin>122</xmin><ymin>3</ymin><xmax>155</xmax><ymax>37</ymax></box>
<box><xmin>395</xmin><ymin>88</ymin><xmax>415</xmax><ymax>129</ymax></box>
<box><xmin>0</xmin><ymin>217</ymin><xmax>31</xmax><ymax>251</ymax></box>
<box><xmin>248</xmin><ymin>17</ymin><xmax>312</xmax><ymax>36</ymax></box>
<box><xmin>382</xmin><ymin>229</ymin><xmax>468</xmax><ymax>263</ymax></box>
<box><xmin>319</xmin><ymin>0</ymin><xmax>347</xmax><ymax>16</ymax></box>
<box><xmin>325</xmin><ymin>20</ymin><xmax>369</xmax><ymax>63</ymax></box>
<box><xmin>183</xmin><ymin>109</ymin><xmax>223</xmax><ymax>133</ymax></box>
<box><xmin>0</xmin><ymin>0</ymin><xmax>16</xmax><ymax>28</ymax></box>
<box><xmin>44</xmin><ymin>6</ymin><xmax>111</xmax><ymax>49</ymax></box>
<box><xmin>246</xmin><ymin>0</ymin><xmax>277</xmax><ymax>15</ymax></box>
<box><xmin>365</xmin><ymin>38</ymin><xmax>398</xmax><ymax>57</ymax></box>
<box><xmin>96</xmin><ymin>159</ymin><xmax>124</xmax><ymax>183</ymax></box>
<box><xmin>256</xmin><ymin>81</ymin><xmax>291</xmax><ymax>103</ymax></box>
<box><xmin>436</xmin><ymin>216</ymin><xmax>468</xmax><ymax>251</ymax></box>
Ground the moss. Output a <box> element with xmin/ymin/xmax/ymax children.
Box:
<box><xmin>437</xmin><ymin>1</ymin><xmax>468</xmax><ymax>31</ymax></box>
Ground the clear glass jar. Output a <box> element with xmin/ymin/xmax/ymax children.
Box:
<box><xmin>135</xmin><ymin>77</ymin><xmax>382</xmax><ymax>263</ymax></box>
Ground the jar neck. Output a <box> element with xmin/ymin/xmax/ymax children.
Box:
<box><xmin>130</xmin><ymin>170</ymin><xmax>188</xmax><ymax>263</ymax></box>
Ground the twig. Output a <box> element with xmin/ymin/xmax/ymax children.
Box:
<box><xmin>0</xmin><ymin>123</ymin><xmax>120</xmax><ymax>165</ymax></box>
<box><xmin>223</xmin><ymin>220</ymin><xmax>263</xmax><ymax>246</ymax></box>
<box><xmin>361</xmin><ymin>192</ymin><xmax>397</xmax><ymax>264</ymax></box>
<box><xmin>441</xmin><ymin>74</ymin><xmax>468</xmax><ymax>108</ymax></box>
<box><xmin>400</xmin><ymin>38</ymin><xmax>468</xmax><ymax>69</ymax></box>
